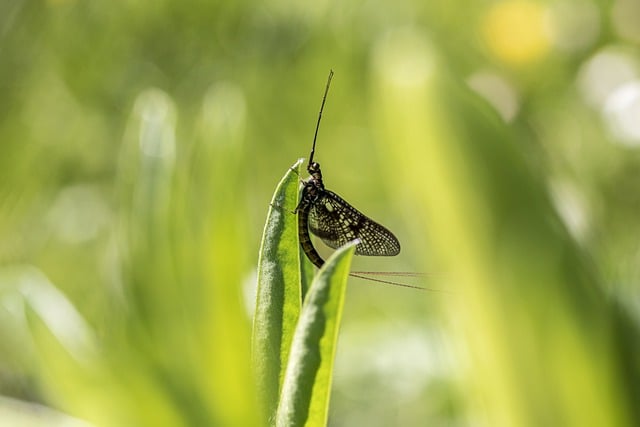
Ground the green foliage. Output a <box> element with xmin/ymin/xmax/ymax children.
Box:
<box><xmin>371</xmin><ymin>35</ymin><xmax>640</xmax><ymax>426</ymax></box>
<box><xmin>275</xmin><ymin>242</ymin><xmax>355</xmax><ymax>427</ymax></box>
<box><xmin>2</xmin><ymin>1</ymin><xmax>640</xmax><ymax>426</ymax></box>
<box><xmin>253</xmin><ymin>162</ymin><xmax>356</xmax><ymax>426</ymax></box>
<box><xmin>253</xmin><ymin>160</ymin><xmax>304</xmax><ymax>423</ymax></box>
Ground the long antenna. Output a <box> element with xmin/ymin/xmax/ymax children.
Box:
<box><xmin>309</xmin><ymin>70</ymin><xmax>334</xmax><ymax>167</ymax></box>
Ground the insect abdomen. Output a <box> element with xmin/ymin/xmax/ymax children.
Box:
<box><xmin>297</xmin><ymin>199</ymin><xmax>326</xmax><ymax>269</ymax></box>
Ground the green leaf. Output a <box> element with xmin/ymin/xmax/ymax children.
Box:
<box><xmin>275</xmin><ymin>241</ymin><xmax>357</xmax><ymax>427</ymax></box>
<box><xmin>372</xmin><ymin>44</ymin><xmax>640</xmax><ymax>426</ymax></box>
<box><xmin>299</xmin><ymin>245</ymin><xmax>315</xmax><ymax>302</ymax></box>
<box><xmin>253</xmin><ymin>159</ymin><xmax>304</xmax><ymax>424</ymax></box>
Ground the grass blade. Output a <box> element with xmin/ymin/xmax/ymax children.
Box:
<box><xmin>253</xmin><ymin>159</ymin><xmax>304</xmax><ymax>423</ymax></box>
<box><xmin>275</xmin><ymin>241</ymin><xmax>357</xmax><ymax>427</ymax></box>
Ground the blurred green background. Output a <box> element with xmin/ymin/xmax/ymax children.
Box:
<box><xmin>2</xmin><ymin>0</ymin><xmax>640</xmax><ymax>426</ymax></box>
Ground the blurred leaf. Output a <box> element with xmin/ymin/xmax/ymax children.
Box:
<box><xmin>372</xmin><ymin>29</ymin><xmax>640</xmax><ymax>427</ymax></box>
<box><xmin>253</xmin><ymin>159</ymin><xmax>304</xmax><ymax>423</ymax></box>
<box><xmin>187</xmin><ymin>81</ymin><xmax>257</xmax><ymax>427</ymax></box>
<box><xmin>0</xmin><ymin>395</ymin><xmax>95</xmax><ymax>427</ymax></box>
<box><xmin>275</xmin><ymin>241</ymin><xmax>356</xmax><ymax>427</ymax></box>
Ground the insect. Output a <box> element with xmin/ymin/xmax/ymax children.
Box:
<box><xmin>295</xmin><ymin>70</ymin><xmax>427</xmax><ymax>291</ymax></box>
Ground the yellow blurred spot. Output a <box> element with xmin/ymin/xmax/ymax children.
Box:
<box><xmin>482</xmin><ymin>1</ymin><xmax>551</xmax><ymax>66</ymax></box>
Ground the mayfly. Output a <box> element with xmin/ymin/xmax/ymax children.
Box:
<box><xmin>295</xmin><ymin>70</ymin><xmax>428</xmax><ymax>291</ymax></box>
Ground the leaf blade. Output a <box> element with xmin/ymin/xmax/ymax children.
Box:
<box><xmin>252</xmin><ymin>159</ymin><xmax>304</xmax><ymax>424</ymax></box>
<box><xmin>275</xmin><ymin>241</ymin><xmax>356</xmax><ymax>427</ymax></box>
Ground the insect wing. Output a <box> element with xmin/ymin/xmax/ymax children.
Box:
<box><xmin>308</xmin><ymin>190</ymin><xmax>400</xmax><ymax>256</ymax></box>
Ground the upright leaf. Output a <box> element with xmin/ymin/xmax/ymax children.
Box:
<box><xmin>253</xmin><ymin>159</ymin><xmax>304</xmax><ymax>423</ymax></box>
<box><xmin>275</xmin><ymin>241</ymin><xmax>356</xmax><ymax>427</ymax></box>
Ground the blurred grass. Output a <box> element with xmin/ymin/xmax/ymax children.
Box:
<box><xmin>1</xmin><ymin>0</ymin><xmax>640</xmax><ymax>426</ymax></box>
<box><xmin>372</xmin><ymin>28</ymin><xmax>639</xmax><ymax>426</ymax></box>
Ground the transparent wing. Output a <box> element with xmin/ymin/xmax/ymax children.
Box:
<box><xmin>308</xmin><ymin>190</ymin><xmax>400</xmax><ymax>256</ymax></box>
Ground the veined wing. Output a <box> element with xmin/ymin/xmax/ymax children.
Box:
<box><xmin>308</xmin><ymin>190</ymin><xmax>400</xmax><ymax>256</ymax></box>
